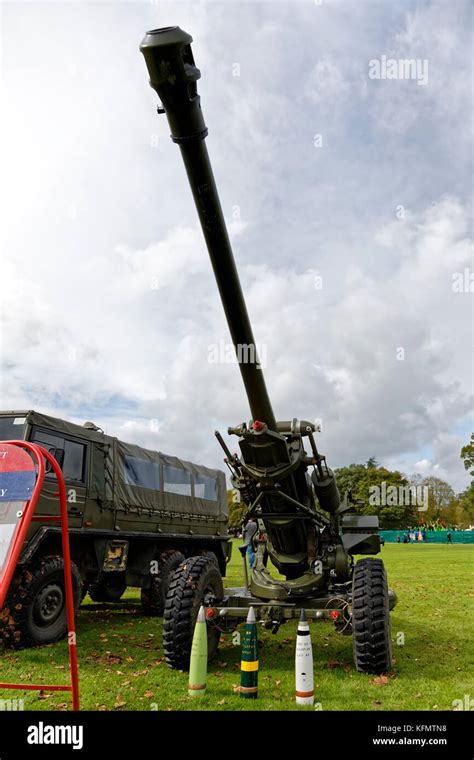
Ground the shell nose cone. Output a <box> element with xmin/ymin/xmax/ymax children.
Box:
<box><xmin>299</xmin><ymin>608</ymin><xmax>307</xmax><ymax>623</ymax></box>
<box><xmin>246</xmin><ymin>606</ymin><xmax>256</xmax><ymax>624</ymax></box>
<box><xmin>196</xmin><ymin>605</ymin><xmax>206</xmax><ymax>624</ymax></box>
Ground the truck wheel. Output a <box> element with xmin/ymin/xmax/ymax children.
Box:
<box><xmin>199</xmin><ymin>550</ymin><xmax>218</xmax><ymax>563</ymax></box>
<box><xmin>163</xmin><ymin>555</ymin><xmax>224</xmax><ymax>670</ymax></box>
<box><xmin>0</xmin><ymin>556</ymin><xmax>81</xmax><ymax>649</ymax></box>
<box><xmin>88</xmin><ymin>573</ymin><xmax>126</xmax><ymax>603</ymax></box>
<box><xmin>141</xmin><ymin>550</ymin><xmax>185</xmax><ymax>616</ymax></box>
<box><xmin>352</xmin><ymin>558</ymin><xmax>392</xmax><ymax>674</ymax></box>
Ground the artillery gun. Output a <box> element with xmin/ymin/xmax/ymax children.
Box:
<box><xmin>140</xmin><ymin>26</ymin><xmax>397</xmax><ymax>674</ymax></box>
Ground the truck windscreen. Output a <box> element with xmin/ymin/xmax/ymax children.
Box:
<box><xmin>0</xmin><ymin>417</ymin><xmax>26</xmax><ymax>441</ymax></box>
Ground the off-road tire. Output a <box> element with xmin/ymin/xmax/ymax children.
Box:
<box><xmin>199</xmin><ymin>550</ymin><xmax>219</xmax><ymax>564</ymax></box>
<box><xmin>0</xmin><ymin>555</ymin><xmax>81</xmax><ymax>649</ymax></box>
<box><xmin>141</xmin><ymin>550</ymin><xmax>185</xmax><ymax>617</ymax></box>
<box><xmin>163</xmin><ymin>555</ymin><xmax>224</xmax><ymax>670</ymax></box>
<box><xmin>88</xmin><ymin>573</ymin><xmax>126</xmax><ymax>603</ymax></box>
<box><xmin>352</xmin><ymin>558</ymin><xmax>392</xmax><ymax>674</ymax></box>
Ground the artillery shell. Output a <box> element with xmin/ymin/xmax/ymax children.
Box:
<box><xmin>188</xmin><ymin>606</ymin><xmax>208</xmax><ymax>697</ymax></box>
<box><xmin>240</xmin><ymin>606</ymin><xmax>258</xmax><ymax>699</ymax></box>
<box><xmin>295</xmin><ymin>609</ymin><xmax>314</xmax><ymax>705</ymax></box>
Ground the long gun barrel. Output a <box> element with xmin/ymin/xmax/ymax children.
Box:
<box><xmin>139</xmin><ymin>27</ymin><xmax>364</xmax><ymax>587</ymax></box>
<box><xmin>140</xmin><ymin>27</ymin><xmax>276</xmax><ymax>430</ymax></box>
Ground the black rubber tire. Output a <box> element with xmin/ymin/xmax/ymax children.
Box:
<box><xmin>352</xmin><ymin>558</ymin><xmax>392</xmax><ymax>674</ymax></box>
<box><xmin>141</xmin><ymin>550</ymin><xmax>185</xmax><ymax>617</ymax></box>
<box><xmin>0</xmin><ymin>555</ymin><xmax>81</xmax><ymax>649</ymax></box>
<box><xmin>199</xmin><ymin>550</ymin><xmax>219</xmax><ymax>564</ymax></box>
<box><xmin>163</xmin><ymin>555</ymin><xmax>224</xmax><ymax>671</ymax></box>
<box><xmin>88</xmin><ymin>573</ymin><xmax>126</xmax><ymax>603</ymax></box>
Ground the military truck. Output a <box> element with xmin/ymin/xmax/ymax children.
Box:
<box><xmin>0</xmin><ymin>410</ymin><xmax>231</xmax><ymax>648</ymax></box>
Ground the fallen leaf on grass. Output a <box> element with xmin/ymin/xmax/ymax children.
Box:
<box><xmin>232</xmin><ymin>684</ymin><xmax>241</xmax><ymax>694</ymax></box>
<box><xmin>144</xmin><ymin>690</ymin><xmax>154</xmax><ymax>698</ymax></box>
<box><xmin>114</xmin><ymin>694</ymin><xmax>126</xmax><ymax>709</ymax></box>
<box><xmin>370</xmin><ymin>675</ymin><xmax>389</xmax><ymax>686</ymax></box>
<box><xmin>217</xmin><ymin>698</ymin><xmax>226</xmax><ymax>705</ymax></box>
<box><xmin>326</xmin><ymin>661</ymin><xmax>342</xmax><ymax>669</ymax></box>
<box><xmin>91</xmin><ymin>653</ymin><xmax>122</xmax><ymax>665</ymax></box>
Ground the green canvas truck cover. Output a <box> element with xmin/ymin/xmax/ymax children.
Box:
<box><xmin>0</xmin><ymin>410</ymin><xmax>227</xmax><ymax>527</ymax></box>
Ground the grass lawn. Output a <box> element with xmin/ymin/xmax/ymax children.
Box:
<box><xmin>0</xmin><ymin>543</ymin><xmax>472</xmax><ymax>711</ymax></box>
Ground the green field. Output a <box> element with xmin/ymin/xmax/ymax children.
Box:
<box><xmin>0</xmin><ymin>544</ymin><xmax>472</xmax><ymax>711</ymax></box>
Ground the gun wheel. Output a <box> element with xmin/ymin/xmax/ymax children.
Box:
<box><xmin>352</xmin><ymin>558</ymin><xmax>392</xmax><ymax>674</ymax></box>
<box><xmin>163</xmin><ymin>555</ymin><xmax>224</xmax><ymax>671</ymax></box>
<box><xmin>141</xmin><ymin>549</ymin><xmax>185</xmax><ymax>616</ymax></box>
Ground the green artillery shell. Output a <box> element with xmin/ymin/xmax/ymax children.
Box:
<box><xmin>295</xmin><ymin>608</ymin><xmax>314</xmax><ymax>705</ymax></box>
<box><xmin>188</xmin><ymin>606</ymin><xmax>208</xmax><ymax>697</ymax></box>
<box><xmin>240</xmin><ymin>606</ymin><xmax>258</xmax><ymax>699</ymax></box>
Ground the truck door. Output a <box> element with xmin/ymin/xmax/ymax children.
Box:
<box><xmin>29</xmin><ymin>427</ymin><xmax>88</xmax><ymax>528</ymax></box>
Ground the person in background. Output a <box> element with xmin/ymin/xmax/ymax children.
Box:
<box><xmin>447</xmin><ymin>529</ymin><xmax>453</xmax><ymax>544</ymax></box>
<box><xmin>243</xmin><ymin>517</ymin><xmax>258</xmax><ymax>568</ymax></box>
<box><xmin>396</xmin><ymin>534</ymin><xmax>401</xmax><ymax>544</ymax></box>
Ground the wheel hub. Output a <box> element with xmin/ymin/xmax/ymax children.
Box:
<box><xmin>33</xmin><ymin>583</ymin><xmax>64</xmax><ymax>626</ymax></box>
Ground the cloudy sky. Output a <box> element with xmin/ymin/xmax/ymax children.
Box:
<box><xmin>0</xmin><ymin>0</ymin><xmax>472</xmax><ymax>492</ymax></box>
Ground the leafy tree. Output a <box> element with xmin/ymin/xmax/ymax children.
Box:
<box><xmin>333</xmin><ymin>462</ymin><xmax>417</xmax><ymax>529</ymax></box>
<box><xmin>227</xmin><ymin>489</ymin><xmax>247</xmax><ymax>530</ymax></box>
<box><xmin>421</xmin><ymin>476</ymin><xmax>455</xmax><ymax>525</ymax></box>
<box><xmin>460</xmin><ymin>433</ymin><xmax>474</xmax><ymax>477</ymax></box>
<box><xmin>453</xmin><ymin>484</ymin><xmax>474</xmax><ymax>527</ymax></box>
<box><xmin>366</xmin><ymin>457</ymin><xmax>379</xmax><ymax>469</ymax></box>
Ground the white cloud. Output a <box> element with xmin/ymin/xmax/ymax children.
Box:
<box><xmin>0</xmin><ymin>0</ymin><xmax>471</xmax><ymax>496</ymax></box>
